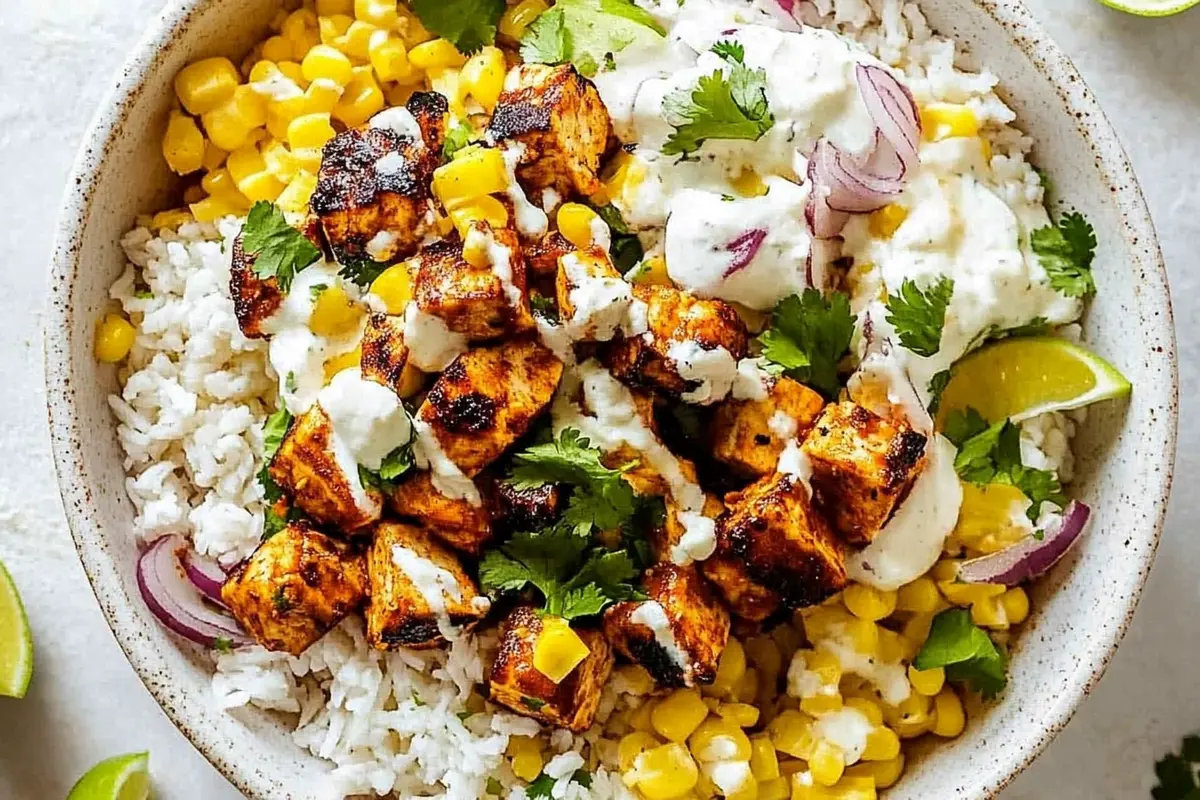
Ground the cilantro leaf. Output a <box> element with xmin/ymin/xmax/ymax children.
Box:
<box><xmin>530</xmin><ymin>293</ymin><xmax>559</xmax><ymax>321</ymax></box>
<box><xmin>526</xmin><ymin>773</ymin><xmax>556</xmax><ymax>799</ymax></box>
<box><xmin>994</xmin><ymin>317</ymin><xmax>1051</xmax><ymax>339</ymax></box>
<box><xmin>412</xmin><ymin>0</ymin><xmax>505</xmax><ymax>55</ymax></box>
<box><xmin>711</xmin><ymin>40</ymin><xmax>745</xmax><ymax>63</ymax></box>
<box><xmin>213</xmin><ymin>637</ymin><xmax>234</xmax><ymax>653</ymax></box>
<box><xmin>1031</xmin><ymin>211</ymin><xmax>1097</xmax><ymax>298</ymax></box>
<box><xmin>486</xmin><ymin>777</ymin><xmax>504</xmax><ymax>797</ymax></box>
<box><xmin>338</xmin><ymin>257</ymin><xmax>389</xmax><ymax>288</ymax></box>
<box><xmin>885</xmin><ymin>276</ymin><xmax>954</xmax><ymax>358</ymax></box>
<box><xmin>443</xmin><ymin>123</ymin><xmax>476</xmax><ymax>160</ymax></box>
<box><xmin>378</xmin><ymin>445</ymin><xmax>414</xmax><ymax>482</ymax></box>
<box><xmin>914</xmin><ymin>608</ymin><xmax>1007</xmax><ymax>699</ymax></box>
<box><xmin>590</xmin><ymin>203</ymin><xmax>644</xmax><ymax>273</ymax></box>
<box><xmin>757</xmin><ymin>289</ymin><xmax>855</xmax><ymax>398</ymax></box>
<box><xmin>926</xmin><ymin>369</ymin><xmax>951</xmax><ymax>415</ymax></box>
<box><xmin>242</xmin><ymin>202</ymin><xmax>322</xmax><ymax>293</ymax></box>
<box><xmin>662</xmin><ymin>56</ymin><xmax>775</xmax><ymax>157</ymax></box>
<box><xmin>1155</xmin><ymin>735</ymin><xmax>1200</xmax><ymax>800</ymax></box>
<box><xmin>258</xmin><ymin>408</ymin><xmax>293</xmax><ymax>503</ymax></box>
<box><xmin>520</xmin><ymin>0</ymin><xmax>665</xmax><ymax>78</ymax></box>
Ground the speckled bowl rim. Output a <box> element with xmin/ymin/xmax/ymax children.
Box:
<box><xmin>43</xmin><ymin>1</ymin><xmax>1178</xmax><ymax>798</ymax></box>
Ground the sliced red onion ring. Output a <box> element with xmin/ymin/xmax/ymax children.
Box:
<box><xmin>723</xmin><ymin>229</ymin><xmax>769</xmax><ymax>277</ymax></box>
<box><xmin>811</xmin><ymin>138</ymin><xmax>905</xmax><ymax>214</ymax></box>
<box><xmin>957</xmin><ymin>501</ymin><xmax>1091</xmax><ymax>586</ymax></box>
<box><xmin>805</xmin><ymin>179</ymin><xmax>850</xmax><ymax>239</ymax></box>
<box><xmin>137</xmin><ymin>535</ymin><xmax>251</xmax><ymax>649</ymax></box>
<box><xmin>183</xmin><ymin>548</ymin><xmax>229</xmax><ymax>607</ymax></box>
<box><xmin>856</xmin><ymin>63</ymin><xmax>921</xmax><ymax>172</ymax></box>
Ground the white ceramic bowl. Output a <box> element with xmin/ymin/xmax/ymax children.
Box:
<box><xmin>44</xmin><ymin>2</ymin><xmax>1178</xmax><ymax>798</ymax></box>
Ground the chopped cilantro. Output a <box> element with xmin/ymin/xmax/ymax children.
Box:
<box><xmin>591</xmin><ymin>203</ymin><xmax>643</xmax><ymax>273</ymax></box>
<box><xmin>994</xmin><ymin>317</ymin><xmax>1051</xmax><ymax>339</ymax></box>
<box><xmin>885</xmin><ymin>275</ymin><xmax>954</xmax><ymax>358</ymax></box>
<box><xmin>411</xmin><ymin>0</ymin><xmax>505</xmax><ymax>55</ymax></box>
<box><xmin>285</xmin><ymin>372</ymin><xmax>297</xmax><ymax>393</ymax></box>
<box><xmin>134</xmin><ymin>289</ymin><xmax>154</xmax><ymax>300</ymax></box>
<box><xmin>457</xmin><ymin>710</ymin><xmax>474</xmax><ymax>721</ymax></box>
<box><xmin>520</xmin><ymin>696</ymin><xmax>547</xmax><ymax>711</ymax></box>
<box><xmin>378</xmin><ymin>444</ymin><xmax>415</xmax><ymax>482</ymax></box>
<box><xmin>1154</xmin><ymin>735</ymin><xmax>1200</xmax><ymax>800</ymax></box>
<box><xmin>710</xmin><ymin>40</ymin><xmax>745</xmax><ymax>63</ymax></box>
<box><xmin>338</xmin><ymin>257</ymin><xmax>389</xmax><ymax>288</ymax></box>
<box><xmin>520</xmin><ymin>0</ymin><xmax>665</xmax><ymax>77</ymax></box>
<box><xmin>530</xmin><ymin>293</ymin><xmax>559</xmax><ymax>321</ymax></box>
<box><xmin>757</xmin><ymin>289</ymin><xmax>855</xmax><ymax>398</ymax></box>
<box><xmin>212</xmin><ymin>637</ymin><xmax>233</xmax><ymax>653</ymax></box>
<box><xmin>272</xmin><ymin>587</ymin><xmax>292</xmax><ymax>613</ymax></box>
<box><xmin>1031</xmin><ymin>211</ymin><xmax>1097</xmax><ymax>298</ymax></box>
<box><xmin>914</xmin><ymin>608</ymin><xmax>1007</xmax><ymax>699</ymax></box>
<box><xmin>309</xmin><ymin>283</ymin><xmax>329</xmax><ymax>301</ymax></box>
<box><xmin>1033</xmin><ymin>167</ymin><xmax>1053</xmax><ymax>197</ymax></box>
<box><xmin>443</xmin><ymin>122</ymin><xmax>476</xmax><ymax>160</ymax></box>
<box><xmin>262</xmin><ymin>504</ymin><xmax>304</xmax><ymax>540</ymax></box>
<box><xmin>661</xmin><ymin>42</ymin><xmax>774</xmax><ymax>156</ymax></box>
<box><xmin>242</xmin><ymin>202</ymin><xmax>321</xmax><ymax>293</ymax></box>
<box><xmin>258</xmin><ymin>407</ymin><xmax>293</xmax><ymax>503</ymax></box>
<box><xmin>486</xmin><ymin>777</ymin><xmax>504</xmax><ymax>796</ymax></box>
<box><xmin>926</xmin><ymin>369</ymin><xmax>951</xmax><ymax>415</ymax></box>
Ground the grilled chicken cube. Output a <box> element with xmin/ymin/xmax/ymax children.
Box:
<box><xmin>488</xmin><ymin>64</ymin><xmax>612</xmax><ymax>197</ymax></box>
<box><xmin>526</xmin><ymin>231</ymin><xmax>574</xmax><ymax>278</ymax></box>
<box><xmin>492</xmin><ymin>480</ymin><xmax>566</xmax><ymax>536</ymax></box>
<box><xmin>229</xmin><ymin>216</ymin><xmax>323</xmax><ymax>338</ymax></box>
<box><xmin>360</xmin><ymin>311</ymin><xmax>410</xmax><ymax>391</ymax></box>
<box><xmin>603</xmin><ymin>564</ymin><xmax>730</xmax><ymax>688</ymax></box>
<box><xmin>417</xmin><ymin>339</ymin><xmax>563</xmax><ymax>477</ymax></box>
<box><xmin>711</xmin><ymin>377</ymin><xmax>826</xmax><ymax>478</ymax></box>
<box><xmin>601</xmin><ymin>284</ymin><xmax>749</xmax><ymax>398</ymax></box>
<box><xmin>221</xmin><ymin>522</ymin><xmax>367</xmax><ymax>655</ymax></box>
<box><xmin>701</xmin><ymin>473</ymin><xmax>847</xmax><ymax>620</ymax></box>
<box><xmin>489</xmin><ymin>606</ymin><xmax>613</xmax><ymax>732</ymax></box>
<box><xmin>365</xmin><ymin>521</ymin><xmax>489</xmax><ymax>650</ymax></box>
<box><xmin>412</xmin><ymin>225</ymin><xmax>534</xmax><ymax>341</ymax></box>
<box><xmin>311</xmin><ymin>92</ymin><xmax>447</xmax><ymax>264</ymax></box>
<box><xmin>388</xmin><ymin>471</ymin><xmax>494</xmax><ymax>555</ymax></box>
<box><xmin>800</xmin><ymin>402</ymin><xmax>928</xmax><ymax>545</ymax></box>
<box><xmin>555</xmin><ymin>247</ymin><xmax>644</xmax><ymax>342</ymax></box>
<box><xmin>650</xmin><ymin>494</ymin><xmax>726</xmax><ymax>566</ymax></box>
<box><xmin>699</xmin><ymin>555</ymin><xmax>782</xmax><ymax>624</ymax></box>
<box><xmin>268</xmin><ymin>403</ymin><xmax>382</xmax><ymax>533</ymax></box>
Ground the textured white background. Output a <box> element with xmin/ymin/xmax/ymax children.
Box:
<box><xmin>0</xmin><ymin>0</ymin><xmax>1195</xmax><ymax>797</ymax></box>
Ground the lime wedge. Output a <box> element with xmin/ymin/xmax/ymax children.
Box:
<box><xmin>936</xmin><ymin>337</ymin><xmax>1131</xmax><ymax>425</ymax></box>
<box><xmin>67</xmin><ymin>753</ymin><xmax>152</xmax><ymax>800</ymax></box>
<box><xmin>0</xmin><ymin>559</ymin><xmax>32</xmax><ymax>699</ymax></box>
<box><xmin>1096</xmin><ymin>0</ymin><xmax>1199</xmax><ymax>16</ymax></box>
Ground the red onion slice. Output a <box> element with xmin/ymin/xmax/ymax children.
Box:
<box><xmin>137</xmin><ymin>535</ymin><xmax>251</xmax><ymax>649</ymax></box>
<box><xmin>957</xmin><ymin>501</ymin><xmax>1091</xmax><ymax>586</ymax></box>
<box><xmin>856</xmin><ymin>63</ymin><xmax>921</xmax><ymax>172</ymax></box>
<box><xmin>183</xmin><ymin>548</ymin><xmax>229</xmax><ymax>607</ymax></box>
<box><xmin>805</xmin><ymin>179</ymin><xmax>850</xmax><ymax>239</ymax></box>
<box><xmin>723</xmin><ymin>229</ymin><xmax>769</xmax><ymax>277</ymax></box>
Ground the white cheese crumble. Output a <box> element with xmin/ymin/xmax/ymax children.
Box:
<box><xmin>317</xmin><ymin>368</ymin><xmax>411</xmax><ymax>470</ymax></box>
<box><xmin>365</xmin><ymin>230</ymin><xmax>398</xmax><ymax>261</ymax></box>
<box><xmin>630</xmin><ymin>601</ymin><xmax>690</xmax><ymax>674</ymax></box>
<box><xmin>561</xmin><ymin>252</ymin><xmax>648</xmax><ymax>342</ymax></box>
<box><xmin>370</xmin><ymin>107</ymin><xmax>425</xmax><ymax>145</ymax></box>
<box><xmin>813</xmin><ymin>708</ymin><xmax>875</xmax><ymax>764</ymax></box>
<box><xmin>731</xmin><ymin>358</ymin><xmax>775</xmax><ymax>401</ymax></box>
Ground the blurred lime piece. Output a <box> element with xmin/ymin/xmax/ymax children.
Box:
<box><xmin>1096</xmin><ymin>0</ymin><xmax>1200</xmax><ymax>16</ymax></box>
<box><xmin>0</xmin><ymin>558</ymin><xmax>32</xmax><ymax>699</ymax></box>
<box><xmin>936</xmin><ymin>336</ymin><xmax>1131</xmax><ymax>425</ymax></box>
<box><xmin>67</xmin><ymin>753</ymin><xmax>151</xmax><ymax>800</ymax></box>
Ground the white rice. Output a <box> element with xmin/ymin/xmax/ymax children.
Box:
<box><xmin>106</xmin><ymin>0</ymin><xmax>1082</xmax><ymax>796</ymax></box>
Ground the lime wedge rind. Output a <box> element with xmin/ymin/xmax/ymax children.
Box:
<box><xmin>67</xmin><ymin>752</ymin><xmax>151</xmax><ymax>800</ymax></box>
<box><xmin>1096</xmin><ymin>0</ymin><xmax>1200</xmax><ymax>17</ymax></box>
<box><xmin>0</xmin><ymin>559</ymin><xmax>33</xmax><ymax>699</ymax></box>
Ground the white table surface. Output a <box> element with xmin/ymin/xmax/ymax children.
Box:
<box><xmin>0</xmin><ymin>0</ymin><xmax>1196</xmax><ymax>797</ymax></box>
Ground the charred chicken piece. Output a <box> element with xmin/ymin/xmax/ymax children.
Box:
<box><xmin>710</xmin><ymin>377</ymin><xmax>826</xmax><ymax>479</ymax></box>
<box><xmin>359</xmin><ymin>311</ymin><xmax>410</xmax><ymax>392</ymax></box>
<box><xmin>388</xmin><ymin>471</ymin><xmax>495</xmax><ymax>556</ymax></box>
<box><xmin>228</xmin><ymin>216</ymin><xmax>323</xmax><ymax>338</ymax></box>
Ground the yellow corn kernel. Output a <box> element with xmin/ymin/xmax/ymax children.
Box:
<box><xmin>461</xmin><ymin>46</ymin><xmax>507</xmax><ymax>112</ymax></box>
<box><xmin>651</xmin><ymin>688</ymin><xmax>709</xmax><ymax>743</ymax></box>
<box><xmin>847</xmin><ymin>755</ymin><xmax>904</xmax><ymax>790</ymax></box>
<box><xmin>800</xmin><ymin>605</ymin><xmax>854</xmax><ymax>642</ymax></box>
<box><xmin>302</xmin><ymin>44</ymin><xmax>355</xmax><ymax>86</ymax></box>
<box><xmin>689</xmin><ymin>717</ymin><xmax>753</xmax><ymax>763</ymax></box>
<box><xmin>709</xmin><ymin>638</ymin><xmax>748</xmax><ymax>698</ymax></box>
<box><xmin>731</xmin><ymin>168</ymin><xmax>768</xmax><ymax>198</ymax></box>
<box><xmin>895</xmin><ymin>577</ymin><xmax>939</xmax><ymax>614</ymax></box>
<box><xmin>868</xmin><ymin>203</ymin><xmax>908</xmax><ymax>239</ymax></box>
<box><xmin>286</xmin><ymin>113</ymin><xmax>336</xmax><ymax>151</ymax></box>
<box><xmin>162</xmin><ymin>112</ymin><xmax>206</xmax><ymax>176</ymax></box>
<box><xmin>716</xmin><ymin>703</ymin><xmax>760</xmax><ymax>729</ymax></box>
<box><xmin>461</xmin><ymin>226</ymin><xmax>493</xmax><ymax>269</ymax></box>
<box><xmin>201</xmin><ymin>169</ymin><xmax>246</xmax><ymax>207</ymax></box>
<box><xmin>844</xmin><ymin>619</ymin><xmax>879</xmax><ymax>656</ymax></box>
<box><xmin>190</xmin><ymin>195</ymin><xmax>246</xmax><ymax>223</ymax></box>
<box><xmin>760</xmin><ymin>776</ymin><xmax>790</xmax><ymax>800</ymax></box>
<box><xmin>499</xmin><ymin>0</ymin><xmax>550</xmax><ymax>40</ymax></box>
<box><xmin>202</xmin><ymin>86</ymin><xmax>268</xmax><ymax>151</ymax></box>
<box><xmin>94</xmin><ymin>314</ymin><xmax>136</xmax><ymax>363</ymax></box>
<box><xmin>901</xmin><ymin>613</ymin><xmax>934</xmax><ymax>651</ymax></box>
<box><xmin>971</xmin><ymin>596</ymin><xmax>1010</xmax><ymax>629</ymax></box>
<box><xmin>861</xmin><ymin>725</ymin><xmax>900</xmax><ymax>762</ymax></box>
<box><xmin>227</xmin><ymin>144</ymin><xmax>267</xmax><ymax>188</ymax></box>
<box><xmin>175</xmin><ymin>57</ymin><xmax>240</xmax><ymax>116</ymax></box>
<box><xmin>395</xmin><ymin>4</ymin><xmax>433</xmax><ymax>47</ymax></box>
<box><xmin>409</xmin><ymin>38</ymin><xmax>467</xmax><ymax>71</ymax></box>
<box><xmin>842</xmin><ymin>585</ymin><xmax>897</xmax><ymax>623</ymax></box>
<box><xmin>619</xmin><ymin>731</ymin><xmax>661</xmax><ymax>772</ymax></box>
<box><xmin>1000</xmin><ymin>587</ymin><xmax>1030</xmax><ymax>625</ymax></box>
<box><xmin>921</xmin><ymin>102</ymin><xmax>980</xmax><ymax>142</ymax></box>
<box><xmin>768</xmin><ymin>710</ymin><xmax>816</xmax><ymax>760</ymax></box>
<box><xmin>323</xmin><ymin>346</ymin><xmax>362</xmax><ymax>382</ymax></box>
<box><xmin>334</xmin><ymin>70</ymin><xmax>385</xmax><ymax>127</ymax></box>
<box><xmin>239</xmin><ymin>171</ymin><xmax>287</xmax><ymax>203</ymax></box>
<box><xmin>877</xmin><ymin>628</ymin><xmax>907</xmax><ymax>665</ymax></box>
<box><xmin>385</xmin><ymin>82</ymin><xmax>419</xmax><ymax>108</ymax></box>
<box><xmin>282</xmin><ymin>8</ymin><xmax>321</xmax><ymax>58</ymax></box>
<box><xmin>355</xmin><ymin>0</ymin><xmax>398</xmax><ymax>27</ymax></box>
<box><xmin>317</xmin><ymin>0</ymin><xmax>355</xmax><ymax>14</ymax></box>
<box><xmin>938</xmin><ymin>580</ymin><xmax>1007</xmax><ymax>607</ymax></box>
<box><xmin>809</xmin><ymin>740</ymin><xmax>845</xmax><ymax>787</ymax></box>
<box><xmin>368</xmin><ymin>264</ymin><xmax>413</xmax><ymax>314</ymax></box>
<box><xmin>533</xmin><ymin>616</ymin><xmax>591</xmax><ymax>683</ymax></box>
<box><xmin>397</xmin><ymin>362</ymin><xmax>425</xmax><ymax>399</ymax></box>
<box><xmin>310</xmin><ymin>284</ymin><xmax>364</xmax><ymax>337</ymax></box>
<box><xmin>600</xmin><ymin>150</ymin><xmax>647</xmax><ymax>204</ymax></box>
<box><xmin>262</xmin><ymin>35</ymin><xmax>294</xmax><ymax>64</ymax></box>
<box><xmin>433</xmin><ymin>146</ymin><xmax>509</xmax><ymax>207</ymax></box>
<box><xmin>800</xmin><ymin>695</ymin><xmax>844</xmax><ymax>716</ymax></box>
<box><xmin>702</xmin><ymin>696</ymin><xmax>722</xmax><ymax>714</ymax></box>
<box><xmin>778</xmin><ymin>759</ymin><xmax>808</xmax><ymax>777</ymax></box>
<box><xmin>616</xmin><ymin>664</ymin><xmax>656</xmax><ymax>696</ymax></box>
<box><xmin>932</xmin><ymin>559</ymin><xmax>962</xmax><ymax>582</ymax></box>
<box><xmin>843</xmin><ymin>698</ymin><xmax>883</xmax><ymax>727</ymax></box>
<box><xmin>806</xmin><ymin>648</ymin><xmax>844</xmax><ymax>689</ymax></box>
<box><xmin>792</xmin><ymin>775</ymin><xmax>878</xmax><ymax>800</ymax></box>
<box><xmin>261</xmin><ymin>141</ymin><xmax>299</xmax><ymax>183</ymax></box>
<box><xmin>278</xmin><ymin>61</ymin><xmax>310</xmax><ymax>89</ymax></box>
<box><xmin>734</xmin><ymin>667</ymin><xmax>759</xmax><ymax>705</ymax></box>
<box><xmin>368</xmin><ymin>31</ymin><xmax>416</xmax><ymax>83</ymax></box>
<box><xmin>908</xmin><ymin>665</ymin><xmax>945</xmax><ymax>697</ymax></box>
<box><xmin>749</xmin><ymin>734</ymin><xmax>780</xmax><ymax>781</ymax></box>
<box><xmin>201</xmin><ymin>141</ymin><xmax>228</xmax><ymax>172</ymax></box>
<box><xmin>300</xmin><ymin>79</ymin><xmax>344</xmax><ymax>117</ymax></box>
<box><xmin>319</xmin><ymin>14</ymin><xmax>354</xmax><ymax>47</ymax></box>
<box><xmin>509</xmin><ymin>735</ymin><xmax>544</xmax><ymax>782</ymax></box>
<box><xmin>449</xmin><ymin>196</ymin><xmax>510</xmax><ymax>238</ymax></box>
<box><xmin>630</xmin><ymin>699</ymin><xmax>656</xmax><ymax>733</ymax></box>
<box><xmin>886</xmin><ymin>693</ymin><xmax>934</xmax><ymax>739</ymax></box>
<box><xmin>290</xmin><ymin>146</ymin><xmax>324</xmax><ymax>175</ymax></box>
<box><xmin>932</xmin><ymin>688</ymin><xmax>966</xmax><ymax>738</ymax></box>
<box><xmin>630</xmin><ymin>743</ymin><xmax>699</xmax><ymax>800</ymax></box>
<box><xmin>554</xmin><ymin>203</ymin><xmax>602</xmax><ymax>251</ymax></box>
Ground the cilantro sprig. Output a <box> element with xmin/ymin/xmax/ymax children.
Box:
<box><xmin>884</xmin><ymin>275</ymin><xmax>954</xmax><ymax>358</ymax></box>
<box><xmin>662</xmin><ymin>41</ymin><xmax>775</xmax><ymax>157</ymax></box>
<box><xmin>1031</xmin><ymin>211</ymin><xmax>1097</xmax><ymax>299</ymax></box>
<box><xmin>757</xmin><ymin>289</ymin><xmax>855</xmax><ymax>398</ymax></box>
<box><xmin>242</xmin><ymin>202</ymin><xmax>322</xmax><ymax>293</ymax></box>
<box><xmin>520</xmin><ymin>0</ymin><xmax>665</xmax><ymax>77</ymax></box>
<box><xmin>914</xmin><ymin>608</ymin><xmax>1007</xmax><ymax>699</ymax></box>
<box><xmin>412</xmin><ymin>0</ymin><xmax>506</xmax><ymax>55</ymax></box>
<box><xmin>591</xmin><ymin>203</ymin><xmax>644</xmax><ymax>273</ymax></box>
<box><xmin>443</xmin><ymin>122</ymin><xmax>477</xmax><ymax>160</ymax></box>
<box><xmin>338</xmin><ymin>257</ymin><xmax>389</xmax><ymax>288</ymax></box>
<box><xmin>1154</xmin><ymin>734</ymin><xmax>1200</xmax><ymax>800</ymax></box>
<box><xmin>258</xmin><ymin>407</ymin><xmax>293</xmax><ymax>504</ymax></box>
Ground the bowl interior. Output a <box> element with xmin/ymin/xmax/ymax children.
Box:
<box><xmin>45</xmin><ymin>1</ymin><xmax>1177</xmax><ymax>798</ymax></box>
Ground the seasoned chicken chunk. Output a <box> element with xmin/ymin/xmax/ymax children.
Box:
<box><xmin>800</xmin><ymin>402</ymin><xmax>928</xmax><ymax>545</ymax></box>
<box><xmin>417</xmin><ymin>339</ymin><xmax>563</xmax><ymax>477</ymax></box>
<box><xmin>365</xmin><ymin>521</ymin><xmax>489</xmax><ymax>650</ymax></box>
<box><xmin>221</xmin><ymin>522</ymin><xmax>367</xmax><ymax>655</ymax></box>
<box><xmin>492</xmin><ymin>479</ymin><xmax>566</xmax><ymax>536</ymax></box>
<box><xmin>601</xmin><ymin>284</ymin><xmax>749</xmax><ymax>398</ymax></box>
<box><xmin>526</xmin><ymin>231</ymin><xmax>574</xmax><ymax>278</ymax></box>
<box><xmin>489</xmin><ymin>606</ymin><xmax>613</xmax><ymax>732</ymax></box>
<box><xmin>412</xmin><ymin>225</ymin><xmax>535</xmax><ymax>341</ymax></box>
<box><xmin>360</xmin><ymin>311</ymin><xmax>410</xmax><ymax>391</ymax></box>
<box><xmin>701</xmin><ymin>473</ymin><xmax>847</xmax><ymax>620</ymax></box>
<box><xmin>388</xmin><ymin>471</ymin><xmax>494</xmax><ymax>555</ymax></box>
<box><xmin>228</xmin><ymin>216</ymin><xmax>323</xmax><ymax>338</ymax></box>
<box><xmin>711</xmin><ymin>377</ymin><xmax>826</xmax><ymax>478</ymax></box>
<box><xmin>603</xmin><ymin>564</ymin><xmax>730</xmax><ymax>688</ymax></box>
<box><xmin>311</xmin><ymin>92</ymin><xmax>447</xmax><ymax>264</ymax></box>
<box><xmin>555</xmin><ymin>247</ymin><xmax>643</xmax><ymax>342</ymax></box>
<box><xmin>650</xmin><ymin>495</ymin><xmax>726</xmax><ymax>566</ymax></box>
<box><xmin>268</xmin><ymin>403</ymin><xmax>381</xmax><ymax>533</ymax></box>
<box><xmin>488</xmin><ymin>64</ymin><xmax>612</xmax><ymax>197</ymax></box>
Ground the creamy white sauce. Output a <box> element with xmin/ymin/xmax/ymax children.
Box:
<box><xmin>536</xmin><ymin>317</ymin><xmax>576</xmax><ymax>365</ymax></box>
<box><xmin>561</xmin><ymin>252</ymin><xmax>649</xmax><ymax>342</ymax></box>
<box><xmin>465</xmin><ymin>226</ymin><xmax>524</xmax><ymax>310</ymax></box>
<box><xmin>847</xmin><ymin>434</ymin><xmax>962</xmax><ymax>591</ymax></box>
<box><xmin>370</xmin><ymin>107</ymin><xmax>425</xmax><ymax>145</ymax></box>
<box><xmin>412</xmin><ymin>418</ymin><xmax>482</xmax><ymax>507</ymax></box>
<box><xmin>589</xmin><ymin>216</ymin><xmax>613</xmax><ymax>252</ymax></box>
<box><xmin>366</xmin><ymin>230</ymin><xmax>398</xmax><ymax>261</ymax></box>
<box><xmin>541</xmin><ymin>187</ymin><xmax>562</xmax><ymax>213</ymax></box>
<box><xmin>790</xmin><ymin>632</ymin><xmax>911</xmax><ymax>707</ymax></box>
<box><xmin>402</xmin><ymin>301</ymin><xmax>468</xmax><ymax>372</ymax></box>
<box><xmin>629</xmin><ymin>601</ymin><xmax>690</xmax><ymax>674</ymax></box>
<box><xmin>813</xmin><ymin>707</ymin><xmax>874</xmax><ymax>764</ymax></box>
<box><xmin>250</xmin><ymin>71</ymin><xmax>304</xmax><ymax>101</ymax></box>
<box><xmin>731</xmin><ymin>358</ymin><xmax>775</xmax><ymax>401</ymax></box>
<box><xmin>500</xmin><ymin>144</ymin><xmax>549</xmax><ymax>238</ymax></box>
<box><xmin>375</xmin><ymin>152</ymin><xmax>408</xmax><ymax>177</ymax></box>
<box><xmin>391</xmin><ymin>544</ymin><xmax>466</xmax><ymax>639</ymax></box>
<box><xmin>317</xmin><ymin>368</ymin><xmax>411</xmax><ymax>470</ymax></box>
<box><xmin>768</xmin><ymin>410</ymin><xmax>799</xmax><ymax>441</ymax></box>
<box><xmin>668</xmin><ymin>340</ymin><xmax>738</xmax><ymax>405</ymax></box>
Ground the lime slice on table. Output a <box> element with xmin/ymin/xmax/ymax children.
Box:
<box><xmin>935</xmin><ymin>336</ymin><xmax>1131</xmax><ymax>425</ymax></box>
<box><xmin>1096</xmin><ymin>0</ymin><xmax>1199</xmax><ymax>17</ymax></box>
<box><xmin>67</xmin><ymin>752</ymin><xmax>152</xmax><ymax>800</ymax></box>
<box><xmin>0</xmin><ymin>558</ymin><xmax>33</xmax><ymax>699</ymax></box>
